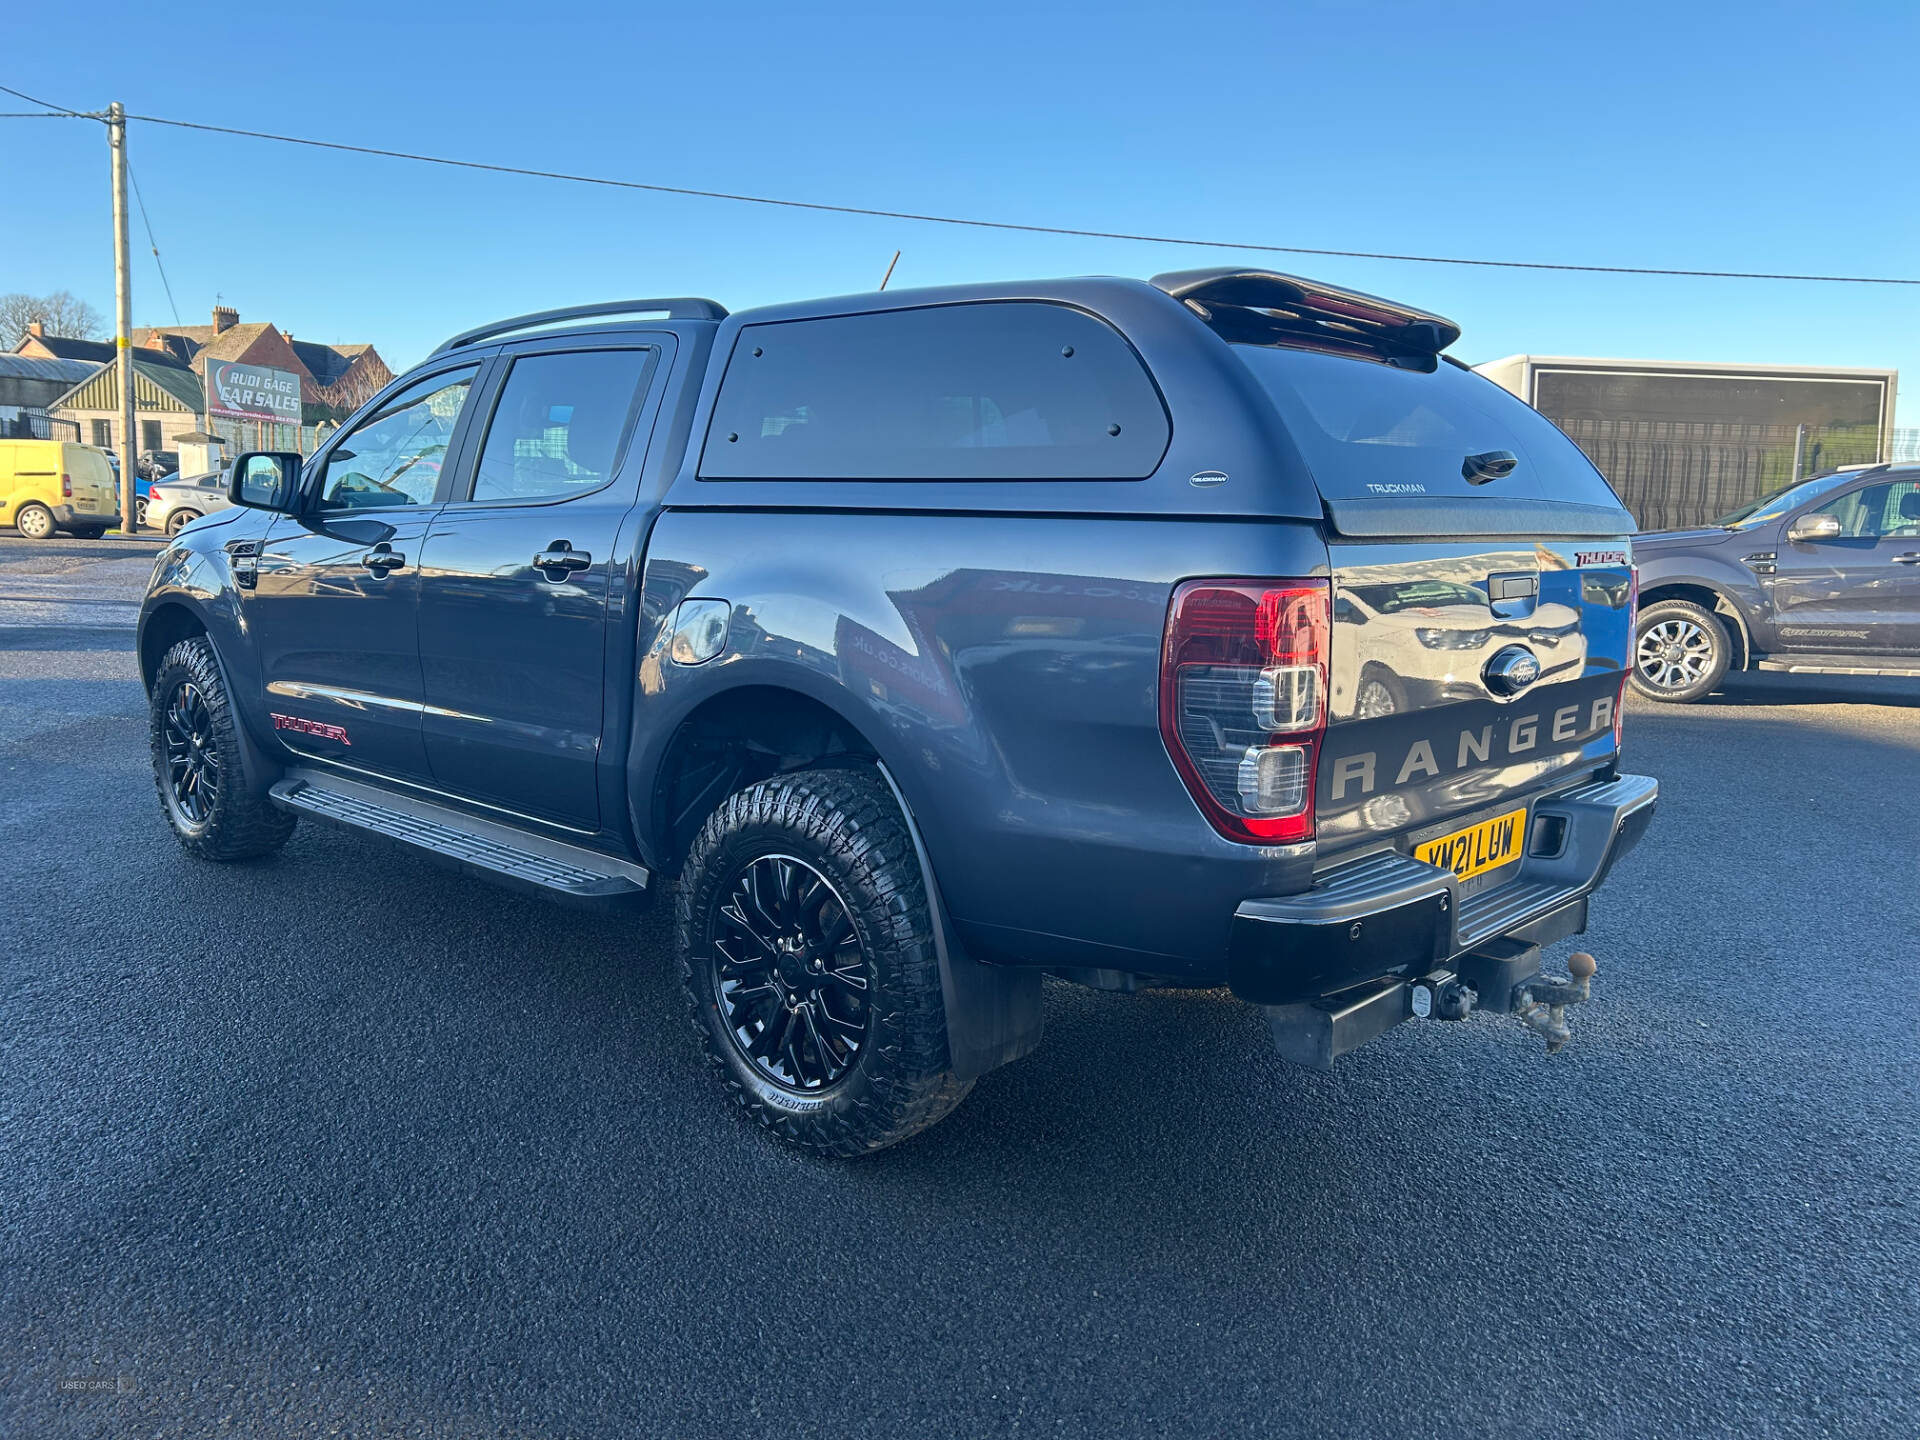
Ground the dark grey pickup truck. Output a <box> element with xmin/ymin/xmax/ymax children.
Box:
<box><xmin>139</xmin><ymin>269</ymin><xmax>1656</xmax><ymax>1154</ymax></box>
<box><xmin>1632</xmin><ymin>464</ymin><xmax>1920</xmax><ymax>702</ymax></box>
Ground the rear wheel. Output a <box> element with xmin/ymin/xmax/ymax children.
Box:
<box><xmin>14</xmin><ymin>503</ymin><xmax>55</xmax><ymax>540</ymax></box>
<box><xmin>135</xmin><ymin>497</ymin><xmax>149</xmax><ymax>527</ymax></box>
<box><xmin>1631</xmin><ymin>598</ymin><xmax>1730</xmax><ymax>703</ymax></box>
<box><xmin>71</xmin><ymin>524</ymin><xmax>107</xmax><ymax>539</ymax></box>
<box><xmin>149</xmin><ymin>635</ymin><xmax>297</xmax><ymax>859</ymax></box>
<box><xmin>676</xmin><ymin>766</ymin><xmax>970</xmax><ymax>1156</ymax></box>
<box><xmin>165</xmin><ymin>509</ymin><xmax>201</xmax><ymax>536</ymax></box>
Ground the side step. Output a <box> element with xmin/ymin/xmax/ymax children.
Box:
<box><xmin>1755</xmin><ymin>653</ymin><xmax>1920</xmax><ymax>677</ymax></box>
<box><xmin>270</xmin><ymin>769</ymin><xmax>649</xmax><ymax>905</ymax></box>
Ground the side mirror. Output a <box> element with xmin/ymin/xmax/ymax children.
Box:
<box><xmin>229</xmin><ymin>451</ymin><xmax>303</xmax><ymax>513</ymax></box>
<box><xmin>1786</xmin><ymin>512</ymin><xmax>1843</xmax><ymax>544</ymax></box>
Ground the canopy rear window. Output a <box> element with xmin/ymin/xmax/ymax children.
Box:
<box><xmin>1234</xmin><ymin>344</ymin><xmax>1631</xmax><ymax>532</ymax></box>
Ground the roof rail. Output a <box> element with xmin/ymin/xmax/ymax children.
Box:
<box><xmin>1151</xmin><ymin>268</ymin><xmax>1461</xmax><ymax>355</ymax></box>
<box><xmin>429</xmin><ymin>298</ymin><xmax>729</xmax><ymax>356</ymax></box>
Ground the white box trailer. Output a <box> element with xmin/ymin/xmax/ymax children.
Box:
<box><xmin>1474</xmin><ymin>355</ymin><xmax>1898</xmax><ymax>532</ymax></box>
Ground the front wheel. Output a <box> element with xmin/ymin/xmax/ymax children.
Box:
<box><xmin>149</xmin><ymin>635</ymin><xmax>297</xmax><ymax>860</ymax></box>
<box><xmin>676</xmin><ymin>766</ymin><xmax>971</xmax><ymax>1157</ymax></box>
<box><xmin>1631</xmin><ymin>598</ymin><xmax>1730</xmax><ymax>703</ymax></box>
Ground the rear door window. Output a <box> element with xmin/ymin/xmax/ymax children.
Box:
<box><xmin>465</xmin><ymin>349</ymin><xmax>653</xmax><ymax>503</ymax></box>
<box><xmin>1233</xmin><ymin>344</ymin><xmax>1623</xmax><ymax>510</ymax></box>
<box><xmin>699</xmin><ymin>302</ymin><xmax>1170</xmax><ymax>480</ymax></box>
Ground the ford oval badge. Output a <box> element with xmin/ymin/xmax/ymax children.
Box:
<box><xmin>1189</xmin><ymin>470</ymin><xmax>1228</xmax><ymax>488</ymax></box>
<box><xmin>1482</xmin><ymin>645</ymin><xmax>1542</xmax><ymax>696</ymax></box>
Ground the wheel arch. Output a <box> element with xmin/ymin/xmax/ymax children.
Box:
<box><xmin>645</xmin><ymin>671</ymin><xmax>1043</xmax><ymax>1082</ymax></box>
<box><xmin>646</xmin><ymin>679</ymin><xmax>883</xmax><ymax>871</ymax></box>
<box><xmin>138</xmin><ymin>598</ymin><xmax>211</xmax><ymax>692</ymax></box>
<box><xmin>1638</xmin><ymin>580</ymin><xmax>1751</xmax><ymax>670</ymax></box>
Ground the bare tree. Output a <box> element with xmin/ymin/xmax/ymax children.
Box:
<box><xmin>1</xmin><ymin>290</ymin><xmax>107</xmax><ymax>345</ymax></box>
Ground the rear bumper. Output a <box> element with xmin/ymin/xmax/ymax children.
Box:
<box><xmin>1227</xmin><ymin>772</ymin><xmax>1657</xmax><ymax>1007</ymax></box>
<box><xmin>54</xmin><ymin>504</ymin><xmax>120</xmax><ymax>527</ymax></box>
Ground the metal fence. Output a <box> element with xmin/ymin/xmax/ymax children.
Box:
<box><xmin>1555</xmin><ymin>417</ymin><xmax>1884</xmax><ymax>532</ymax></box>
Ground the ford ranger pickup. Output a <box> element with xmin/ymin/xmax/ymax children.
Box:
<box><xmin>139</xmin><ymin>269</ymin><xmax>1657</xmax><ymax>1155</ymax></box>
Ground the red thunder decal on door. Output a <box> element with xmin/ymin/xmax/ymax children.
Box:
<box><xmin>270</xmin><ymin>713</ymin><xmax>351</xmax><ymax>745</ymax></box>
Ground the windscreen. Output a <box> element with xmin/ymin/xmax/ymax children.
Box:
<box><xmin>1233</xmin><ymin>343</ymin><xmax>1626</xmax><ymax>512</ymax></box>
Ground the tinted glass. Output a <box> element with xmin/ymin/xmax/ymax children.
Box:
<box><xmin>1713</xmin><ymin>472</ymin><xmax>1850</xmax><ymax>528</ymax></box>
<box><xmin>1818</xmin><ymin>480</ymin><xmax>1920</xmax><ymax>538</ymax></box>
<box><xmin>317</xmin><ymin>370</ymin><xmax>473</xmax><ymax>510</ymax></box>
<box><xmin>700</xmin><ymin>302</ymin><xmax>1169</xmax><ymax>480</ymax></box>
<box><xmin>1234</xmin><ymin>344</ymin><xmax>1621</xmax><ymax>509</ymax></box>
<box><xmin>469</xmin><ymin>349</ymin><xmax>651</xmax><ymax>503</ymax></box>
<box><xmin>1884</xmin><ymin>481</ymin><xmax>1920</xmax><ymax>536</ymax></box>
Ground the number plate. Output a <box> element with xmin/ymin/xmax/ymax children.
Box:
<box><xmin>1414</xmin><ymin>806</ymin><xmax>1528</xmax><ymax>882</ymax></box>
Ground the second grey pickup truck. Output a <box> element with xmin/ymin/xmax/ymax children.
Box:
<box><xmin>139</xmin><ymin>268</ymin><xmax>1656</xmax><ymax>1154</ymax></box>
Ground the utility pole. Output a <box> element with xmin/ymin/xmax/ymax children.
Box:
<box><xmin>108</xmin><ymin>101</ymin><xmax>138</xmax><ymax>533</ymax></box>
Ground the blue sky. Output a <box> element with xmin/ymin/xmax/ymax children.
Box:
<box><xmin>4</xmin><ymin>1</ymin><xmax>1916</xmax><ymax>421</ymax></box>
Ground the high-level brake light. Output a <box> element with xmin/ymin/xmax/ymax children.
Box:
<box><xmin>1160</xmin><ymin>579</ymin><xmax>1330</xmax><ymax>845</ymax></box>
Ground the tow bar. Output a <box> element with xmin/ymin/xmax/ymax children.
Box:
<box><xmin>1439</xmin><ymin>941</ymin><xmax>1599</xmax><ymax>1054</ymax></box>
<box><xmin>1511</xmin><ymin>951</ymin><xmax>1597</xmax><ymax>1054</ymax></box>
<box><xmin>1267</xmin><ymin>943</ymin><xmax>1602</xmax><ymax>1068</ymax></box>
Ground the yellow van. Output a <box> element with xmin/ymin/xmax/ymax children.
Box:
<box><xmin>0</xmin><ymin>439</ymin><xmax>120</xmax><ymax>539</ymax></box>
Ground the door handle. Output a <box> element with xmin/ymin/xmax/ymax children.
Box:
<box><xmin>1893</xmin><ymin>553</ymin><xmax>1920</xmax><ymax>565</ymax></box>
<box><xmin>533</xmin><ymin>542</ymin><xmax>592</xmax><ymax>578</ymax></box>
<box><xmin>360</xmin><ymin>544</ymin><xmax>406</xmax><ymax>572</ymax></box>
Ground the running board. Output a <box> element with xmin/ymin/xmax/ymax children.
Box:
<box><xmin>1754</xmin><ymin>654</ymin><xmax>1920</xmax><ymax>677</ymax></box>
<box><xmin>270</xmin><ymin>770</ymin><xmax>649</xmax><ymax>904</ymax></box>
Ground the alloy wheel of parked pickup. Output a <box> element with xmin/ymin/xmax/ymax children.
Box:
<box><xmin>1635</xmin><ymin>617</ymin><xmax>1715</xmax><ymax>692</ymax></box>
<box><xmin>160</xmin><ymin>679</ymin><xmax>220</xmax><ymax>828</ymax></box>
<box><xmin>711</xmin><ymin>854</ymin><xmax>870</xmax><ymax>1092</ymax></box>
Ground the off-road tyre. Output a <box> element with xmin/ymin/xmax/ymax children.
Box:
<box><xmin>149</xmin><ymin>635</ymin><xmax>297</xmax><ymax>860</ymax></box>
<box><xmin>1631</xmin><ymin>598</ymin><xmax>1730</xmax><ymax>703</ymax></box>
<box><xmin>677</xmin><ymin>766</ymin><xmax>971</xmax><ymax>1157</ymax></box>
<box><xmin>14</xmin><ymin>503</ymin><xmax>55</xmax><ymax>539</ymax></box>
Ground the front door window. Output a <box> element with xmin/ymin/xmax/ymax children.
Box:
<box><xmin>314</xmin><ymin>371</ymin><xmax>474</xmax><ymax>511</ymax></box>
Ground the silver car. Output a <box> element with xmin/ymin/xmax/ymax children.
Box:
<box><xmin>145</xmin><ymin>469</ymin><xmax>233</xmax><ymax>536</ymax></box>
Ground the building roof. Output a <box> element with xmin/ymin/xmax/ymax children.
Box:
<box><xmin>20</xmin><ymin>333</ymin><xmax>192</xmax><ymax>369</ymax></box>
<box><xmin>0</xmin><ymin>354</ymin><xmax>97</xmax><ymax>384</ymax></box>
<box><xmin>290</xmin><ymin>338</ymin><xmax>353</xmax><ymax>384</ymax></box>
<box><xmin>49</xmin><ymin>357</ymin><xmax>205</xmax><ymax>415</ymax></box>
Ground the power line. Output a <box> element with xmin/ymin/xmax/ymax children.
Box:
<box><xmin>0</xmin><ymin>82</ymin><xmax>100</xmax><ymax>118</ymax></box>
<box><xmin>120</xmin><ymin>112</ymin><xmax>1920</xmax><ymax>287</ymax></box>
<box><xmin>127</xmin><ymin>161</ymin><xmax>181</xmax><ymax>326</ymax></box>
<box><xmin>9</xmin><ymin>84</ymin><xmax>1919</xmax><ymax>287</ymax></box>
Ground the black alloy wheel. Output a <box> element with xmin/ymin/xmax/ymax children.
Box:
<box><xmin>160</xmin><ymin>678</ymin><xmax>221</xmax><ymax>830</ymax></box>
<box><xmin>676</xmin><ymin>766</ymin><xmax>972</xmax><ymax>1156</ymax></box>
<box><xmin>710</xmin><ymin>854</ymin><xmax>870</xmax><ymax>1092</ymax></box>
<box><xmin>147</xmin><ymin>635</ymin><xmax>298</xmax><ymax>860</ymax></box>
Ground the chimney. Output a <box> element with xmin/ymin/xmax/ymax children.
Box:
<box><xmin>281</xmin><ymin>329</ymin><xmax>293</xmax><ymax>344</ymax></box>
<box><xmin>27</xmin><ymin>320</ymin><xmax>44</xmax><ymax>338</ymax></box>
<box><xmin>212</xmin><ymin>305</ymin><xmax>238</xmax><ymax>334</ymax></box>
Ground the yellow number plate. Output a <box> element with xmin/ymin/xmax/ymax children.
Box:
<box><xmin>1415</xmin><ymin>807</ymin><xmax>1528</xmax><ymax>882</ymax></box>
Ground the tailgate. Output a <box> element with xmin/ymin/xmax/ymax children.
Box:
<box><xmin>1226</xmin><ymin>337</ymin><xmax>1637</xmax><ymax>858</ymax></box>
<box><xmin>1316</xmin><ymin>538</ymin><xmax>1633</xmax><ymax>855</ymax></box>
<box><xmin>67</xmin><ymin>448</ymin><xmax>118</xmax><ymax>509</ymax></box>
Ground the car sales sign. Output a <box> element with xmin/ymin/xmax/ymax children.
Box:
<box><xmin>206</xmin><ymin>359</ymin><xmax>302</xmax><ymax>424</ymax></box>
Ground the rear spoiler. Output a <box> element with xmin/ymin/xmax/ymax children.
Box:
<box><xmin>1151</xmin><ymin>267</ymin><xmax>1462</xmax><ymax>358</ymax></box>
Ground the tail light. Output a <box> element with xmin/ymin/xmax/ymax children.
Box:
<box><xmin>61</xmin><ymin>473</ymin><xmax>72</xmax><ymax>497</ymax></box>
<box><xmin>1160</xmin><ymin>578</ymin><xmax>1330</xmax><ymax>845</ymax></box>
